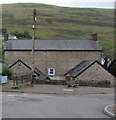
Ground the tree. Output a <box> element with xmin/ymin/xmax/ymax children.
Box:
<box><xmin>24</xmin><ymin>31</ymin><xmax>31</xmax><ymax>38</ymax></box>
<box><xmin>2</xmin><ymin>28</ymin><xmax>7</xmax><ymax>34</ymax></box>
<box><xmin>11</xmin><ymin>31</ymin><xmax>31</xmax><ymax>39</ymax></box>
<box><xmin>2</xmin><ymin>66</ymin><xmax>13</xmax><ymax>80</ymax></box>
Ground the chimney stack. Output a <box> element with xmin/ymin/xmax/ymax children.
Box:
<box><xmin>4</xmin><ymin>34</ymin><xmax>9</xmax><ymax>41</ymax></box>
<box><xmin>91</xmin><ymin>32</ymin><xmax>97</xmax><ymax>41</ymax></box>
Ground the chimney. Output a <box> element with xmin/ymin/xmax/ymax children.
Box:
<box><xmin>91</xmin><ymin>32</ymin><xmax>97</xmax><ymax>41</ymax></box>
<box><xmin>4</xmin><ymin>34</ymin><xmax>9</xmax><ymax>41</ymax></box>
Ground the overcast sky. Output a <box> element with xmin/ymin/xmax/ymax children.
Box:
<box><xmin>0</xmin><ymin>0</ymin><xmax>116</xmax><ymax>8</ymax></box>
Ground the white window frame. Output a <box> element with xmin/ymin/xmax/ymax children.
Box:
<box><xmin>48</xmin><ymin>68</ymin><xmax>55</xmax><ymax>76</ymax></box>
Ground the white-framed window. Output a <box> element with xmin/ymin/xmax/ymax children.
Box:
<box><xmin>48</xmin><ymin>68</ymin><xmax>55</xmax><ymax>76</ymax></box>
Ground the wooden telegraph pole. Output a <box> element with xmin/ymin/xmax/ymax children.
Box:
<box><xmin>31</xmin><ymin>9</ymin><xmax>37</xmax><ymax>85</ymax></box>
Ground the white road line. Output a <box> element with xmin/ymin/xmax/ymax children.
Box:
<box><xmin>63</xmin><ymin>89</ymin><xmax>74</xmax><ymax>91</ymax></box>
<box><xmin>104</xmin><ymin>104</ymin><xmax>115</xmax><ymax>118</ymax></box>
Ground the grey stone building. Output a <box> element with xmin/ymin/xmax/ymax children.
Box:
<box><xmin>65</xmin><ymin>60</ymin><xmax>114</xmax><ymax>87</ymax></box>
<box><xmin>4</xmin><ymin>33</ymin><xmax>115</xmax><ymax>86</ymax></box>
<box><xmin>8</xmin><ymin>59</ymin><xmax>49</xmax><ymax>80</ymax></box>
<box><xmin>4</xmin><ymin>33</ymin><xmax>102</xmax><ymax>77</ymax></box>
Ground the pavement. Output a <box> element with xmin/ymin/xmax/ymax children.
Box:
<box><xmin>2</xmin><ymin>83</ymin><xmax>114</xmax><ymax>95</ymax></box>
<box><xmin>2</xmin><ymin>83</ymin><xmax>115</xmax><ymax>118</ymax></box>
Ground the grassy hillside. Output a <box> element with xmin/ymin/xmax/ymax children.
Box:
<box><xmin>2</xmin><ymin>3</ymin><xmax>114</xmax><ymax>58</ymax></box>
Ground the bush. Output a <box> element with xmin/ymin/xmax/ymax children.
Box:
<box><xmin>12</xmin><ymin>86</ymin><xmax>19</xmax><ymax>89</ymax></box>
<box><xmin>11</xmin><ymin>31</ymin><xmax>31</xmax><ymax>39</ymax></box>
<box><xmin>2</xmin><ymin>66</ymin><xmax>13</xmax><ymax>80</ymax></box>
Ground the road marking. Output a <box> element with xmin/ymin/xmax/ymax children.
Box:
<box><xmin>104</xmin><ymin>104</ymin><xmax>115</xmax><ymax>118</ymax></box>
<box><xmin>22</xmin><ymin>93</ymin><xmax>28</xmax><ymax>96</ymax></box>
<box><xmin>7</xmin><ymin>94</ymin><xmax>16</xmax><ymax>97</ymax></box>
<box><xmin>63</xmin><ymin>89</ymin><xmax>74</xmax><ymax>91</ymax></box>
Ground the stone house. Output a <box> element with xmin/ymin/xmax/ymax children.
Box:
<box><xmin>8</xmin><ymin>59</ymin><xmax>49</xmax><ymax>80</ymax></box>
<box><xmin>65</xmin><ymin>60</ymin><xmax>114</xmax><ymax>87</ymax></box>
<box><xmin>0</xmin><ymin>34</ymin><xmax>18</xmax><ymax>40</ymax></box>
<box><xmin>4</xmin><ymin>33</ymin><xmax>115</xmax><ymax>86</ymax></box>
<box><xmin>4</xmin><ymin>33</ymin><xmax>102</xmax><ymax>77</ymax></box>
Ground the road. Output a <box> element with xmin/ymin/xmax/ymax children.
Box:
<box><xmin>2</xmin><ymin>92</ymin><xmax>114</xmax><ymax>118</ymax></box>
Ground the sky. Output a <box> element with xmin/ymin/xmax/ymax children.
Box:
<box><xmin>0</xmin><ymin>0</ymin><xmax>116</xmax><ymax>8</ymax></box>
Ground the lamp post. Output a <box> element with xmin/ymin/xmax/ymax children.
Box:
<box><xmin>31</xmin><ymin>9</ymin><xmax>37</xmax><ymax>86</ymax></box>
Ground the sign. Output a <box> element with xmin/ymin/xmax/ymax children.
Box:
<box><xmin>0</xmin><ymin>76</ymin><xmax>8</xmax><ymax>84</ymax></box>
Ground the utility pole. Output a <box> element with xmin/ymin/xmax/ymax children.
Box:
<box><xmin>31</xmin><ymin>9</ymin><xmax>37</xmax><ymax>86</ymax></box>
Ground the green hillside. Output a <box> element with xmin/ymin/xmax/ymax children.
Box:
<box><xmin>2</xmin><ymin>3</ymin><xmax>114</xmax><ymax>58</ymax></box>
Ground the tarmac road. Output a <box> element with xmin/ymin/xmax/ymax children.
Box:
<box><xmin>2</xmin><ymin>92</ymin><xmax>114</xmax><ymax>118</ymax></box>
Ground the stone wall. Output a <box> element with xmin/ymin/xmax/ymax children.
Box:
<box><xmin>76</xmin><ymin>62</ymin><xmax>114</xmax><ymax>87</ymax></box>
<box><xmin>10</xmin><ymin>61</ymin><xmax>32</xmax><ymax>75</ymax></box>
<box><xmin>35</xmin><ymin>79</ymin><xmax>67</xmax><ymax>85</ymax></box>
<box><xmin>5</xmin><ymin>51</ymin><xmax>101</xmax><ymax>76</ymax></box>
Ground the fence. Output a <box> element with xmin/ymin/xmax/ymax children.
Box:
<box><xmin>13</xmin><ymin>74</ymin><xmax>31</xmax><ymax>86</ymax></box>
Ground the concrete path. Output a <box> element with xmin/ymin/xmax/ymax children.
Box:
<box><xmin>2</xmin><ymin>84</ymin><xmax>114</xmax><ymax>95</ymax></box>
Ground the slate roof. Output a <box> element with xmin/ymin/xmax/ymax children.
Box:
<box><xmin>4</xmin><ymin>39</ymin><xmax>102</xmax><ymax>51</ymax></box>
<box><xmin>8</xmin><ymin>59</ymin><xmax>50</xmax><ymax>80</ymax></box>
<box><xmin>34</xmin><ymin>67</ymin><xmax>50</xmax><ymax>80</ymax></box>
<box><xmin>107</xmin><ymin>59</ymin><xmax>116</xmax><ymax>77</ymax></box>
<box><xmin>9</xmin><ymin>59</ymin><xmax>31</xmax><ymax>70</ymax></box>
<box><xmin>65</xmin><ymin>60</ymin><xmax>104</xmax><ymax>78</ymax></box>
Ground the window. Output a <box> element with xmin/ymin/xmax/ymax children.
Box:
<box><xmin>48</xmin><ymin>68</ymin><xmax>55</xmax><ymax>76</ymax></box>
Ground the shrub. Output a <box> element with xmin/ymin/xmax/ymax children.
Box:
<box><xmin>11</xmin><ymin>86</ymin><xmax>19</xmax><ymax>89</ymax></box>
<box><xmin>2</xmin><ymin>66</ymin><xmax>13</xmax><ymax>80</ymax></box>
